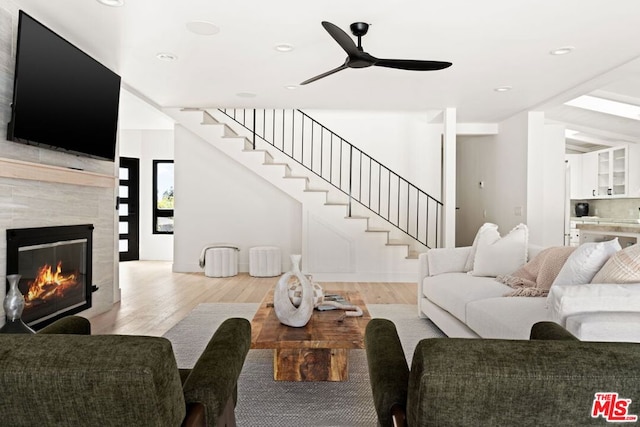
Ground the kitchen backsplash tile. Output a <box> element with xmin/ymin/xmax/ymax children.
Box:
<box><xmin>571</xmin><ymin>198</ymin><xmax>640</xmax><ymax>219</ymax></box>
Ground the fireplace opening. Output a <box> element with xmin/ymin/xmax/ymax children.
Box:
<box><xmin>6</xmin><ymin>225</ymin><xmax>94</xmax><ymax>330</ymax></box>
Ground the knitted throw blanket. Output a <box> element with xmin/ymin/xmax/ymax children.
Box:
<box><xmin>497</xmin><ymin>246</ymin><xmax>576</xmax><ymax>297</ymax></box>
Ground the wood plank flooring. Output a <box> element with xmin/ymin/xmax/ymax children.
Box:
<box><xmin>88</xmin><ymin>261</ymin><xmax>417</xmax><ymax>336</ymax></box>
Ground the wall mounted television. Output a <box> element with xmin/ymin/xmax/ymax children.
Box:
<box><xmin>7</xmin><ymin>11</ymin><xmax>121</xmax><ymax>161</ymax></box>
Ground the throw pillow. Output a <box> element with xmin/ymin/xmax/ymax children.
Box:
<box><xmin>551</xmin><ymin>238</ymin><xmax>622</xmax><ymax>287</ymax></box>
<box><xmin>471</xmin><ymin>223</ymin><xmax>528</xmax><ymax>277</ymax></box>
<box><xmin>463</xmin><ymin>223</ymin><xmax>499</xmax><ymax>272</ymax></box>
<box><xmin>591</xmin><ymin>244</ymin><xmax>640</xmax><ymax>284</ymax></box>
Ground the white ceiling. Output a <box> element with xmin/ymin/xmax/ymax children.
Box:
<box><xmin>12</xmin><ymin>0</ymin><xmax>640</xmax><ymax>145</ymax></box>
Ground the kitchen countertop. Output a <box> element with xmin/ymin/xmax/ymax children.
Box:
<box><xmin>571</xmin><ymin>217</ymin><xmax>640</xmax><ymax>225</ymax></box>
<box><xmin>575</xmin><ymin>222</ymin><xmax>640</xmax><ymax>234</ymax></box>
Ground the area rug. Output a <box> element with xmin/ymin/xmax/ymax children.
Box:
<box><xmin>163</xmin><ymin>303</ymin><xmax>445</xmax><ymax>426</ymax></box>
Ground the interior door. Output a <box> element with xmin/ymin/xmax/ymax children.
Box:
<box><xmin>118</xmin><ymin>157</ymin><xmax>140</xmax><ymax>261</ymax></box>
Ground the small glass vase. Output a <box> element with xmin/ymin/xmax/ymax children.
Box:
<box><xmin>0</xmin><ymin>274</ymin><xmax>35</xmax><ymax>334</ymax></box>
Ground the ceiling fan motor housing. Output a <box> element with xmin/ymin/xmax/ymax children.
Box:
<box><xmin>350</xmin><ymin>22</ymin><xmax>369</xmax><ymax>37</ymax></box>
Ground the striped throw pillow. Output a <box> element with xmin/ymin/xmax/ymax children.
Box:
<box><xmin>591</xmin><ymin>244</ymin><xmax>640</xmax><ymax>284</ymax></box>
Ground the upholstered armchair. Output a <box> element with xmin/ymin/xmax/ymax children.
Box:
<box><xmin>365</xmin><ymin>319</ymin><xmax>640</xmax><ymax>426</ymax></box>
<box><xmin>0</xmin><ymin>316</ymin><xmax>251</xmax><ymax>427</ymax></box>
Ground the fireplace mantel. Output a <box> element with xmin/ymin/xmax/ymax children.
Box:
<box><xmin>0</xmin><ymin>157</ymin><xmax>116</xmax><ymax>188</ymax></box>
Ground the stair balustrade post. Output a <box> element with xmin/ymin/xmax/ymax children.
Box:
<box><xmin>252</xmin><ymin>109</ymin><xmax>256</xmax><ymax>150</ymax></box>
<box><xmin>348</xmin><ymin>145</ymin><xmax>353</xmax><ymax>217</ymax></box>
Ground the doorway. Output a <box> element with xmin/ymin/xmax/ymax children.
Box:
<box><xmin>118</xmin><ymin>157</ymin><xmax>140</xmax><ymax>261</ymax></box>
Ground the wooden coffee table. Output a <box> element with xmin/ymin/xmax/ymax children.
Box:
<box><xmin>250</xmin><ymin>289</ymin><xmax>370</xmax><ymax>381</ymax></box>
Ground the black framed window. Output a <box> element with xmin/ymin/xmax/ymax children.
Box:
<box><xmin>153</xmin><ymin>160</ymin><xmax>174</xmax><ymax>234</ymax></box>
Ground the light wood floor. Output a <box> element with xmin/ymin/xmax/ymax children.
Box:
<box><xmin>88</xmin><ymin>261</ymin><xmax>417</xmax><ymax>336</ymax></box>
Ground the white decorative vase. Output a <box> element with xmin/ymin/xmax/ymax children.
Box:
<box><xmin>273</xmin><ymin>255</ymin><xmax>315</xmax><ymax>327</ymax></box>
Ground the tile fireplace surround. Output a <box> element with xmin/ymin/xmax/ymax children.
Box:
<box><xmin>0</xmin><ymin>154</ymin><xmax>119</xmax><ymax>324</ymax></box>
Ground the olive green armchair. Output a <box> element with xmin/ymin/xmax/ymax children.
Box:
<box><xmin>0</xmin><ymin>315</ymin><xmax>251</xmax><ymax>427</ymax></box>
<box><xmin>365</xmin><ymin>319</ymin><xmax>640</xmax><ymax>426</ymax></box>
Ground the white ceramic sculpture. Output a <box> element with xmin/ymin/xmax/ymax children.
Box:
<box><xmin>274</xmin><ymin>254</ymin><xmax>314</xmax><ymax>327</ymax></box>
<box><xmin>288</xmin><ymin>278</ymin><xmax>323</xmax><ymax>308</ymax></box>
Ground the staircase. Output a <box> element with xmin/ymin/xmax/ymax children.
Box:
<box><xmin>164</xmin><ymin>107</ymin><xmax>442</xmax><ymax>280</ymax></box>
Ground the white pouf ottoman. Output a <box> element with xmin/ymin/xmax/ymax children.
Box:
<box><xmin>203</xmin><ymin>246</ymin><xmax>239</xmax><ymax>278</ymax></box>
<box><xmin>249</xmin><ymin>246</ymin><xmax>281</xmax><ymax>277</ymax></box>
<box><xmin>565</xmin><ymin>312</ymin><xmax>640</xmax><ymax>343</ymax></box>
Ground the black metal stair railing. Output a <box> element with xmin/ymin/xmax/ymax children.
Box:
<box><xmin>217</xmin><ymin>108</ymin><xmax>442</xmax><ymax>249</ymax></box>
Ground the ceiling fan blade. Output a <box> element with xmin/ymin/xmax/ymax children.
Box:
<box><xmin>300</xmin><ymin>64</ymin><xmax>348</xmax><ymax>85</ymax></box>
<box><xmin>321</xmin><ymin>21</ymin><xmax>359</xmax><ymax>56</ymax></box>
<box><xmin>374</xmin><ymin>59</ymin><xmax>452</xmax><ymax>71</ymax></box>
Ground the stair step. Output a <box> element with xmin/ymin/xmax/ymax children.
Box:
<box><xmin>406</xmin><ymin>251</ymin><xmax>420</xmax><ymax>260</ymax></box>
<box><xmin>366</xmin><ymin>228</ymin><xmax>390</xmax><ymax>233</ymax></box>
<box><xmin>325</xmin><ymin>202</ymin><xmax>348</xmax><ymax>207</ymax></box>
<box><xmin>386</xmin><ymin>241</ymin><xmax>409</xmax><ymax>247</ymax></box>
<box><xmin>284</xmin><ymin>175</ymin><xmax>309</xmax><ymax>181</ymax></box>
<box><xmin>304</xmin><ymin>188</ymin><xmax>329</xmax><ymax>193</ymax></box>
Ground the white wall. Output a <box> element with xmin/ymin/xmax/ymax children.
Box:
<box><xmin>119</xmin><ymin>129</ymin><xmax>174</xmax><ymax>260</ymax></box>
<box><xmin>526</xmin><ymin>113</ymin><xmax>566</xmax><ymax>246</ymax></box>
<box><xmin>306</xmin><ymin>110</ymin><xmax>443</xmax><ymax>199</ymax></box>
<box><xmin>456</xmin><ymin>112</ymin><xmax>528</xmax><ymax>244</ymax></box>
<box><xmin>456</xmin><ymin>111</ymin><xmax>566</xmax><ymax>247</ymax></box>
<box><xmin>173</xmin><ymin>125</ymin><xmax>302</xmax><ymax>273</ymax></box>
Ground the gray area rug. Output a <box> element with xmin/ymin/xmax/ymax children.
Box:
<box><xmin>163</xmin><ymin>303</ymin><xmax>445</xmax><ymax>426</ymax></box>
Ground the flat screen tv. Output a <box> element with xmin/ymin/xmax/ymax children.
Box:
<box><xmin>7</xmin><ymin>11</ymin><xmax>121</xmax><ymax>161</ymax></box>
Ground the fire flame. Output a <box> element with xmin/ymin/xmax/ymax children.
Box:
<box><xmin>26</xmin><ymin>262</ymin><xmax>78</xmax><ymax>306</ymax></box>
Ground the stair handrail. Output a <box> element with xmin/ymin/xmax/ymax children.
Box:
<box><xmin>217</xmin><ymin>108</ymin><xmax>442</xmax><ymax>249</ymax></box>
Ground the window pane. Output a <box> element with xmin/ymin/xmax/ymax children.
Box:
<box><xmin>119</xmin><ymin>239</ymin><xmax>128</xmax><ymax>252</ymax></box>
<box><xmin>119</xmin><ymin>167</ymin><xmax>129</xmax><ymax>180</ymax></box>
<box><xmin>119</xmin><ymin>185</ymin><xmax>128</xmax><ymax>198</ymax></box>
<box><xmin>156</xmin><ymin>217</ymin><xmax>174</xmax><ymax>233</ymax></box>
<box><xmin>119</xmin><ymin>203</ymin><xmax>129</xmax><ymax>216</ymax></box>
<box><xmin>119</xmin><ymin>222</ymin><xmax>129</xmax><ymax>234</ymax></box>
<box><xmin>156</xmin><ymin>163</ymin><xmax>174</xmax><ymax>210</ymax></box>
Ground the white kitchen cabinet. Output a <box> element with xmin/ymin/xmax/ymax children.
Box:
<box><xmin>566</xmin><ymin>154</ymin><xmax>584</xmax><ymax>199</ymax></box>
<box><xmin>580</xmin><ymin>146</ymin><xmax>629</xmax><ymax>198</ymax></box>
<box><xmin>581</xmin><ymin>151</ymin><xmax>599</xmax><ymax>199</ymax></box>
<box><xmin>628</xmin><ymin>143</ymin><xmax>640</xmax><ymax>197</ymax></box>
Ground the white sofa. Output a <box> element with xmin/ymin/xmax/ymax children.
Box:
<box><xmin>418</xmin><ymin>244</ymin><xmax>640</xmax><ymax>341</ymax></box>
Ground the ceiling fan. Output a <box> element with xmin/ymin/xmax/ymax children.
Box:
<box><xmin>300</xmin><ymin>21</ymin><xmax>452</xmax><ymax>85</ymax></box>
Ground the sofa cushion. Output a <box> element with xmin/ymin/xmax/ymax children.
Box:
<box><xmin>422</xmin><ymin>273</ymin><xmax>512</xmax><ymax>323</ymax></box>
<box><xmin>471</xmin><ymin>223</ymin><xmax>528</xmax><ymax>277</ymax></box>
<box><xmin>466</xmin><ymin>297</ymin><xmax>551</xmax><ymax>339</ymax></box>
<box><xmin>565</xmin><ymin>312</ymin><xmax>640</xmax><ymax>343</ymax></box>
<box><xmin>547</xmin><ymin>283</ymin><xmax>640</xmax><ymax>325</ymax></box>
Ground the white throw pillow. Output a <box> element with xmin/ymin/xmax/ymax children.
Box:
<box><xmin>551</xmin><ymin>238</ymin><xmax>622</xmax><ymax>288</ymax></box>
<box><xmin>463</xmin><ymin>223</ymin><xmax>499</xmax><ymax>272</ymax></box>
<box><xmin>471</xmin><ymin>223</ymin><xmax>529</xmax><ymax>277</ymax></box>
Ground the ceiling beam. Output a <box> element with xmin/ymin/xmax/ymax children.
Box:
<box><xmin>548</xmin><ymin>119</ymin><xmax>640</xmax><ymax>144</ymax></box>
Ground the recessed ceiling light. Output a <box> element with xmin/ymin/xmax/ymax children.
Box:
<box><xmin>186</xmin><ymin>21</ymin><xmax>220</xmax><ymax>36</ymax></box>
<box><xmin>156</xmin><ymin>52</ymin><xmax>177</xmax><ymax>61</ymax></box>
<box><xmin>494</xmin><ymin>86</ymin><xmax>512</xmax><ymax>92</ymax></box>
<box><xmin>275</xmin><ymin>44</ymin><xmax>294</xmax><ymax>52</ymax></box>
<box><xmin>285</xmin><ymin>85</ymin><xmax>298</xmax><ymax>90</ymax></box>
<box><xmin>97</xmin><ymin>0</ymin><xmax>124</xmax><ymax>6</ymax></box>
<box><xmin>550</xmin><ymin>46</ymin><xmax>574</xmax><ymax>56</ymax></box>
<box><xmin>236</xmin><ymin>92</ymin><xmax>257</xmax><ymax>98</ymax></box>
